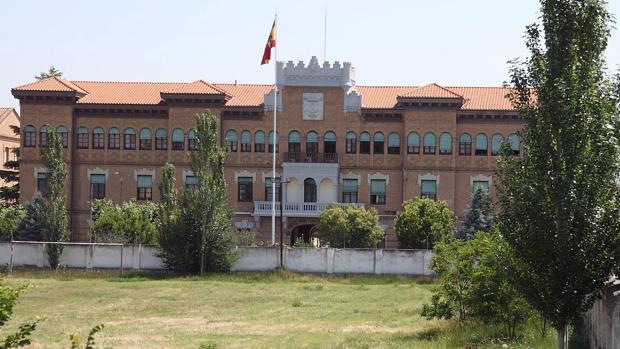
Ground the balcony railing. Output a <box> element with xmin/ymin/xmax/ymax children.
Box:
<box><xmin>253</xmin><ymin>201</ymin><xmax>365</xmax><ymax>217</ymax></box>
<box><xmin>283</xmin><ymin>152</ymin><xmax>338</xmax><ymax>164</ymax></box>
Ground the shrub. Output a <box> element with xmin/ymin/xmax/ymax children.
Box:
<box><xmin>315</xmin><ymin>204</ymin><xmax>383</xmax><ymax>248</ymax></box>
<box><xmin>394</xmin><ymin>198</ymin><xmax>456</xmax><ymax>249</ymax></box>
<box><xmin>0</xmin><ymin>204</ymin><xmax>26</xmax><ymax>241</ymax></box>
<box><xmin>13</xmin><ymin>194</ymin><xmax>45</xmax><ymax>242</ymax></box>
<box><xmin>457</xmin><ymin>188</ymin><xmax>494</xmax><ymax>239</ymax></box>
<box><xmin>91</xmin><ymin>200</ymin><xmax>158</xmax><ymax>244</ymax></box>
<box><xmin>0</xmin><ymin>279</ymin><xmax>41</xmax><ymax>348</ymax></box>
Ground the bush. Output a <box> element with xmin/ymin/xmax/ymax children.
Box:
<box><xmin>457</xmin><ymin>188</ymin><xmax>494</xmax><ymax>239</ymax></box>
<box><xmin>0</xmin><ymin>204</ymin><xmax>26</xmax><ymax>241</ymax></box>
<box><xmin>315</xmin><ymin>204</ymin><xmax>383</xmax><ymax>248</ymax></box>
<box><xmin>91</xmin><ymin>200</ymin><xmax>158</xmax><ymax>244</ymax></box>
<box><xmin>422</xmin><ymin>232</ymin><xmax>531</xmax><ymax>338</ymax></box>
<box><xmin>0</xmin><ymin>279</ymin><xmax>41</xmax><ymax>347</ymax></box>
<box><xmin>13</xmin><ymin>195</ymin><xmax>45</xmax><ymax>241</ymax></box>
<box><xmin>394</xmin><ymin>198</ymin><xmax>456</xmax><ymax>249</ymax></box>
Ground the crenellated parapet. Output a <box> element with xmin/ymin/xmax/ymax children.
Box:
<box><xmin>264</xmin><ymin>56</ymin><xmax>362</xmax><ymax>113</ymax></box>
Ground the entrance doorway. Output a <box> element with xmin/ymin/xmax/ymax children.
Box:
<box><xmin>290</xmin><ymin>224</ymin><xmax>317</xmax><ymax>245</ymax></box>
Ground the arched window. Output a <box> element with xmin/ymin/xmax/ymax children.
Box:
<box><xmin>240</xmin><ymin>130</ymin><xmax>251</xmax><ymax>152</ymax></box>
<box><xmin>407</xmin><ymin>132</ymin><xmax>420</xmax><ymax>154</ymax></box>
<box><xmin>508</xmin><ymin>133</ymin><xmax>520</xmax><ymax>155</ymax></box>
<box><xmin>108</xmin><ymin>127</ymin><xmax>120</xmax><ymax>149</ymax></box>
<box><xmin>374</xmin><ymin>132</ymin><xmax>384</xmax><ymax>154</ymax></box>
<box><xmin>268</xmin><ymin>131</ymin><xmax>278</xmax><ymax>153</ymax></box>
<box><xmin>306</xmin><ymin>131</ymin><xmax>318</xmax><ymax>154</ymax></box>
<box><xmin>39</xmin><ymin>125</ymin><xmax>49</xmax><ymax>147</ymax></box>
<box><xmin>288</xmin><ymin>131</ymin><xmax>301</xmax><ymax>154</ymax></box>
<box><xmin>475</xmin><ymin>133</ymin><xmax>488</xmax><ymax>156</ymax></box>
<box><xmin>92</xmin><ymin>127</ymin><xmax>104</xmax><ymax>149</ymax></box>
<box><xmin>254</xmin><ymin>130</ymin><xmax>265</xmax><ymax>152</ymax></box>
<box><xmin>124</xmin><ymin>127</ymin><xmax>136</xmax><ymax>150</ymax></box>
<box><xmin>388</xmin><ymin>132</ymin><xmax>400</xmax><ymax>154</ymax></box>
<box><xmin>155</xmin><ymin>128</ymin><xmax>167</xmax><ymax>150</ymax></box>
<box><xmin>172</xmin><ymin>128</ymin><xmax>184</xmax><ymax>150</ymax></box>
<box><xmin>188</xmin><ymin>129</ymin><xmax>197</xmax><ymax>151</ymax></box>
<box><xmin>139</xmin><ymin>128</ymin><xmax>152</xmax><ymax>150</ymax></box>
<box><xmin>324</xmin><ymin>131</ymin><xmax>336</xmax><ymax>154</ymax></box>
<box><xmin>439</xmin><ymin>132</ymin><xmax>452</xmax><ymax>155</ymax></box>
<box><xmin>491</xmin><ymin>133</ymin><xmax>503</xmax><ymax>155</ymax></box>
<box><xmin>423</xmin><ymin>132</ymin><xmax>436</xmax><ymax>154</ymax></box>
<box><xmin>459</xmin><ymin>133</ymin><xmax>472</xmax><ymax>155</ymax></box>
<box><xmin>346</xmin><ymin>131</ymin><xmax>356</xmax><ymax>154</ymax></box>
<box><xmin>77</xmin><ymin>127</ymin><xmax>89</xmax><ymax>149</ymax></box>
<box><xmin>225</xmin><ymin>130</ymin><xmax>238</xmax><ymax>152</ymax></box>
<box><xmin>24</xmin><ymin>125</ymin><xmax>36</xmax><ymax>147</ymax></box>
<box><xmin>57</xmin><ymin>125</ymin><xmax>68</xmax><ymax>148</ymax></box>
<box><xmin>304</xmin><ymin>178</ymin><xmax>317</xmax><ymax>203</ymax></box>
<box><xmin>360</xmin><ymin>132</ymin><xmax>371</xmax><ymax>154</ymax></box>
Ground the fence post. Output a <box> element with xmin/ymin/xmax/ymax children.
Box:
<box><xmin>120</xmin><ymin>244</ymin><xmax>124</xmax><ymax>275</ymax></box>
<box><xmin>9</xmin><ymin>241</ymin><xmax>14</xmax><ymax>274</ymax></box>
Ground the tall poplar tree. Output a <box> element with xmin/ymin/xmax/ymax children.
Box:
<box><xmin>38</xmin><ymin>126</ymin><xmax>68</xmax><ymax>269</ymax></box>
<box><xmin>496</xmin><ymin>1</ymin><xmax>620</xmax><ymax>348</ymax></box>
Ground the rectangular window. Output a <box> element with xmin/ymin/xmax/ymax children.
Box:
<box><xmin>342</xmin><ymin>179</ymin><xmax>358</xmax><ymax>203</ymax></box>
<box><xmin>60</xmin><ymin>132</ymin><xmax>68</xmax><ymax>148</ymax></box>
<box><xmin>136</xmin><ymin>175</ymin><xmax>153</xmax><ymax>201</ymax></box>
<box><xmin>77</xmin><ymin>133</ymin><xmax>89</xmax><ymax>149</ymax></box>
<box><xmin>360</xmin><ymin>140</ymin><xmax>370</xmax><ymax>154</ymax></box>
<box><xmin>92</xmin><ymin>133</ymin><xmax>104</xmax><ymax>149</ymax></box>
<box><xmin>459</xmin><ymin>142</ymin><xmax>471</xmax><ymax>156</ymax></box>
<box><xmin>24</xmin><ymin>131</ymin><xmax>36</xmax><ymax>147</ymax></box>
<box><xmin>408</xmin><ymin>145</ymin><xmax>420</xmax><ymax>154</ymax></box>
<box><xmin>374</xmin><ymin>141</ymin><xmax>384</xmax><ymax>154</ymax></box>
<box><xmin>156</xmin><ymin>137</ymin><xmax>167</xmax><ymax>150</ymax></box>
<box><xmin>37</xmin><ymin>172</ymin><xmax>49</xmax><ymax>196</ymax></box>
<box><xmin>172</xmin><ymin>140</ymin><xmax>184</xmax><ymax>151</ymax></box>
<box><xmin>185</xmin><ymin>175</ymin><xmax>197</xmax><ymax>192</ymax></box>
<box><xmin>90</xmin><ymin>174</ymin><xmax>106</xmax><ymax>200</ymax></box>
<box><xmin>306</xmin><ymin>142</ymin><xmax>318</xmax><ymax>154</ymax></box>
<box><xmin>346</xmin><ymin>138</ymin><xmax>356</xmax><ymax>154</ymax></box>
<box><xmin>388</xmin><ymin>145</ymin><xmax>400</xmax><ymax>155</ymax></box>
<box><xmin>255</xmin><ymin>142</ymin><xmax>264</xmax><ymax>152</ymax></box>
<box><xmin>3</xmin><ymin>147</ymin><xmax>8</xmax><ymax>164</ymax></box>
<box><xmin>472</xmin><ymin>180</ymin><xmax>489</xmax><ymax>194</ymax></box>
<box><xmin>421</xmin><ymin>180</ymin><xmax>437</xmax><ymax>200</ymax></box>
<box><xmin>40</xmin><ymin>132</ymin><xmax>48</xmax><ymax>147</ymax></box>
<box><xmin>140</xmin><ymin>138</ymin><xmax>152</xmax><ymax>150</ymax></box>
<box><xmin>370</xmin><ymin>179</ymin><xmax>386</xmax><ymax>205</ymax></box>
<box><xmin>288</xmin><ymin>143</ymin><xmax>301</xmax><ymax>154</ymax></box>
<box><xmin>423</xmin><ymin>145</ymin><xmax>436</xmax><ymax>154</ymax></box>
<box><xmin>124</xmin><ymin>134</ymin><xmax>136</xmax><ymax>150</ymax></box>
<box><xmin>241</xmin><ymin>142</ymin><xmax>251</xmax><ymax>152</ymax></box>
<box><xmin>109</xmin><ymin>134</ymin><xmax>120</xmax><ymax>149</ymax></box>
<box><xmin>265</xmin><ymin>177</ymin><xmax>281</xmax><ymax>201</ymax></box>
<box><xmin>238</xmin><ymin>177</ymin><xmax>253</xmax><ymax>202</ymax></box>
<box><xmin>188</xmin><ymin>139</ymin><xmax>197</xmax><ymax>151</ymax></box>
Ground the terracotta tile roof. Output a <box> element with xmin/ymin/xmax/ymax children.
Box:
<box><xmin>399</xmin><ymin>83</ymin><xmax>462</xmax><ymax>99</ymax></box>
<box><xmin>214</xmin><ymin>83</ymin><xmax>272</xmax><ymax>107</ymax></box>
<box><xmin>0</xmin><ymin>108</ymin><xmax>17</xmax><ymax>124</ymax></box>
<box><xmin>12</xmin><ymin>77</ymin><xmax>88</xmax><ymax>94</ymax></box>
<box><xmin>162</xmin><ymin>80</ymin><xmax>229</xmax><ymax>95</ymax></box>
<box><xmin>12</xmin><ymin>79</ymin><xmax>514</xmax><ymax>111</ymax></box>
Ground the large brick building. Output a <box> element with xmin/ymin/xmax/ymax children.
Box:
<box><xmin>12</xmin><ymin>57</ymin><xmax>522</xmax><ymax>247</ymax></box>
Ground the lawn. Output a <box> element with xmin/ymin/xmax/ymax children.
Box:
<box><xmin>1</xmin><ymin>269</ymin><xmax>555</xmax><ymax>349</ymax></box>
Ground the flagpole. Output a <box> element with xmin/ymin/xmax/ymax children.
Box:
<box><xmin>271</xmin><ymin>13</ymin><xmax>278</xmax><ymax>245</ymax></box>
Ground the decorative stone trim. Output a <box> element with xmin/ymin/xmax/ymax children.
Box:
<box><xmin>344</xmin><ymin>89</ymin><xmax>362</xmax><ymax>113</ymax></box>
<box><xmin>182</xmin><ymin>170</ymin><xmax>194</xmax><ymax>184</ymax></box>
<box><xmin>134</xmin><ymin>168</ymin><xmax>155</xmax><ymax>182</ymax></box>
<box><xmin>262</xmin><ymin>171</ymin><xmax>281</xmax><ymax>183</ymax></box>
<box><xmin>368</xmin><ymin>172</ymin><xmax>389</xmax><ymax>186</ymax></box>
<box><xmin>263</xmin><ymin>89</ymin><xmax>282</xmax><ymax>112</ymax></box>
<box><xmin>234</xmin><ymin>219</ymin><xmax>256</xmax><ymax>230</ymax></box>
<box><xmin>34</xmin><ymin>166</ymin><xmax>48</xmax><ymax>178</ymax></box>
<box><xmin>470</xmin><ymin>174</ymin><xmax>492</xmax><ymax>188</ymax></box>
<box><xmin>86</xmin><ymin>167</ymin><xmax>108</xmax><ymax>181</ymax></box>
<box><xmin>340</xmin><ymin>172</ymin><xmax>361</xmax><ymax>184</ymax></box>
<box><xmin>418</xmin><ymin>173</ymin><xmax>439</xmax><ymax>186</ymax></box>
<box><xmin>235</xmin><ymin>170</ymin><xmax>256</xmax><ymax>183</ymax></box>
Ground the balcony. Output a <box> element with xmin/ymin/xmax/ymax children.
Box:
<box><xmin>284</xmin><ymin>152</ymin><xmax>338</xmax><ymax>163</ymax></box>
<box><xmin>253</xmin><ymin>201</ymin><xmax>365</xmax><ymax>218</ymax></box>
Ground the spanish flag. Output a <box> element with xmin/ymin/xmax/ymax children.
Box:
<box><xmin>261</xmin><ymin>20</ymin><xmax>276</xmax><ymax>65</ymax></box>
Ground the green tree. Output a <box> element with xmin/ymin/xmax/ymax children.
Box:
<box><xmin>0</xmin><ymin>280</ymin><xmax>41</xmax><ymax>349</ymax></box>
<box><xmin>34</xmin><ymin>66</ymin><xmax>62</xmax><ymax>80</ymax></box>
<box><xmin>91</xmin><ymin>200</ymin><xmax>158</xmax><ymax>244</ymax></box>
<box><xmin>0</xmin><ymin>205</ymin><xmax>26</xmax><ymax>241</ymax></box>
<box><xmin>158</xmin><ymin>111</ymin><xmax>235</xmax><ymax>274</ymax></box>
<box><xmin>497</xmin><ymin>1</ymin><xmax>620</xmax><ymax>347</ymax></box>
<box><xmin>13</xmin><ymin>195</ymin><xmax>44</xmax><ymax>241</ymax></box>
<box><xmin>0</xmin><ymin>126</ymin><xmax>20</xmax><ymax>203</ymax></box>
<box><xmin>394</xmin><ymin>198</ymin><xmax>456</xmax><ymax>249</ymax></box>
<box><xmin>422</xmin><ymin>232</ymin><xmax>531</xmax><ymax>338</ymax></box>
<box><xmin>457</xmin><ymin>188</ymin><xmax>493</xmax><ymax>239</ymax></box>
<box><xmin>316</xmin><ymin>205</ymin><xmax>384</xmax><ymax>248</ymax></box>
<box><xmin>38</xmin><ymin>126</ymin><xmax>68</xmax><ymax>268</ymax></box>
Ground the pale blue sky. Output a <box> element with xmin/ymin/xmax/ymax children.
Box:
<box><xmin>1</xmin><ymin>0</ymin><xmax>619</xmax><ymax>111</ymax></box>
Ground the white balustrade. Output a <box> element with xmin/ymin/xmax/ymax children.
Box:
<box><xmin>253</xmin><ymin>201</ymin><xmax>365</xmax><ymax>217</ymax></box>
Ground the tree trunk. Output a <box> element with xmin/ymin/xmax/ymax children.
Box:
<box><xmin>557</xmin><ymin>325</ymin><xmax>566</xmax><ymax>349</ymax></box>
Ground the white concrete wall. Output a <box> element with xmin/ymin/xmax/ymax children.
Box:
<box><xmin>584</xmin><ymin>278</ymin><xmax>620</xmax><ymax>349</ymax></box>
<box><xmin>0</xmin><ymin>243</ymin><xmax>432</xmax><ymax>275</ymax></box>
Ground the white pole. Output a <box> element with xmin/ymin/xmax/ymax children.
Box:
<box><xmin>271</xmin><ymin>13</ymin><xmax>278</xmax><ymax>245</ymax></box>
<box><xmin>323</xmin><ymin>4</ymin><xmax>327</xmax><ymax>63</ymax></box>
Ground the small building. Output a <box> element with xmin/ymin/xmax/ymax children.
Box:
<box><xmin>11</xmin><ymin>57</ymin><xmax>522</xmax><ymax>247</ymax></box>
<box><xmin>0</xmin><ymin>107</ymin><xmax>20</xmax><ymax>191</ymax></box>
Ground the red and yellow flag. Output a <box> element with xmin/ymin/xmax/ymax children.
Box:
<box><xmin>261</xmin><ymin>20</ymin><xmax>277</xmax><ymax>65</ymax></box>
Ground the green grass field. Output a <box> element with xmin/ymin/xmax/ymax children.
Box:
<box><xmin>1</xmin><ymin>270</ymin><xmax>555</xmax><ymax>348</ymax></box>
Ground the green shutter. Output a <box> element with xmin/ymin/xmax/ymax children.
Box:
<box><xmin>421</xmin><ymin>180</ymin><xmax>436</xmax><ymax>195</ymax></box>
<box><xmin>90</xmin><ymin>174</ymin><xmax>105</xmax><ymax>184</ymax></box>
<box><xmin>239</xmin><ymin>177</ymin><xmax>253</xmax><ymax>184</ymax></box>
<box><xmin>370</xmin><ymin>180</ymin><xmax>386</xmax><ymax>195</ymax></box>
<box><xmin>185</xmin><ymin>176</ymin><xmax>197</xmax><ymax>185</ymax></box>
<box><xmin>137</xmin><ymin>175</ymin><xmax>152</xmax><ymax>188</ymax></box>
<box><xmin>343</xmin><ymin>179</ymin><xmax>358</xmax><ymax>192</ymax></box>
